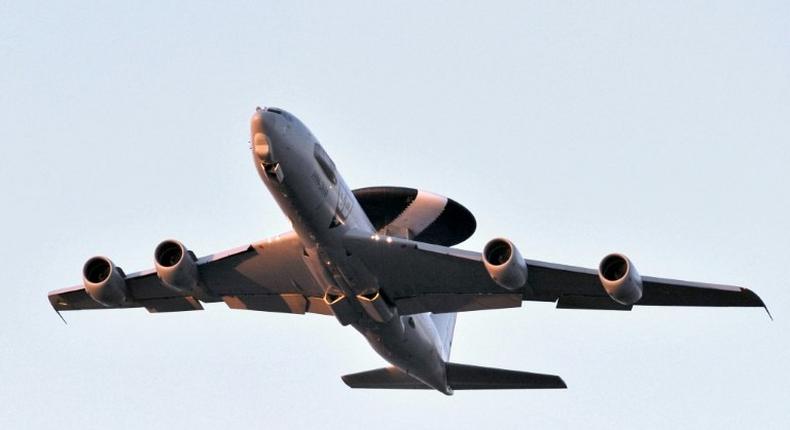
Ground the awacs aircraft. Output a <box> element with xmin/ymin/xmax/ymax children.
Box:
<box><xmin>49</xmin><ymin>107</ymin><xmax>768</xmax><ymax>395</ymax></box>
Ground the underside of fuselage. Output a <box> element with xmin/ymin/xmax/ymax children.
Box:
<box><xmin>251</xmin><ymin>107</ymin><xmax>461</xmax><ymax>393</ymax></box>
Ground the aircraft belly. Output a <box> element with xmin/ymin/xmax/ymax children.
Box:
<box><xmin>252</xmin><ymin>108</ymin><xmax>449</xmax><ymax>391</ymax></box>
<box><xmin>353</xmin><ymin>313</ymin><xmax>449</xmax><ymax>392</ymax></box>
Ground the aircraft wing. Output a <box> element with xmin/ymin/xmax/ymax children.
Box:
<box><xmin>343</xmin><ymin>235</ymin><xmax>767</xmax><ymax>315</ymax></box>
<box><xmin>48</xmin><ymin>232</ymin><xmax>331</xmax><ymax>316</ymax></box>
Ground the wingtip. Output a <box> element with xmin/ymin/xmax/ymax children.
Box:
<box><xmin>48</xmin><ymin>294</ymin><xmax>68</xmax><ymax>325</ymax></box>
<box><xmin>764</xmin><ymin>305</ymin><xmax>773</xmax><ymax>321</ymax></box>
<box><xmin>754</xmin><ymin>290</ymin><xmax>773</xmax><ymax>321</ymax></box>
<box><xmin>740</xmin><ymin>288</ymin><xmax>771</xmax><ymax>320</ymax></box>
<box><xmin>55</xmin><ymin>309</ymin><xmax>68</xmax><ymax>325</ymax></box>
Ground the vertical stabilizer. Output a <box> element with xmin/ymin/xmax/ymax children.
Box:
<box><xmin>430</xmin><ymin>313</ymin><xmax>457</xmax><ymax>361</ymax></box>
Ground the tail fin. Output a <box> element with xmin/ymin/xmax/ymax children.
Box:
<box><xmin>430</xmin><ymin>313</ymin><xmax>457</xmax><ymax>360</ymax></box>
<box><xmin>342</xmin><ymin>363</ymin><xmax>566</xmax><ymax>392</ymax></box>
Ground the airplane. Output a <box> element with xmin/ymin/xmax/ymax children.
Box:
<box><xmin>48</xmin><ymin>106</ymin><xmax>768</xmax><ymax>395</ymax></box>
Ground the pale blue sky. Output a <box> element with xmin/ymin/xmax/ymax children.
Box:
<box><xmin>1</xmin><ymin>1</ymin><xmax>788</xmax><ymax>428</ymax></box>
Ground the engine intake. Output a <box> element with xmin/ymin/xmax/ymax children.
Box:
<box><xmin>154</xmin><ymin>240</ymin><xmax>199</xmax><ymax>294</ymax></box>
<box><xmin>82</xmin><ymin>256</ymin><xmax>128</xmax><ymax>307</ymax></box>
<box><xmin>483</xmin><ymin>238</ymin><xmax>527</xmax><ymax>290</ymax></box>
<box><xmin>598</xmin><ymin>253</ymin><xmax>643</xmax><ymax>305</ymax></box>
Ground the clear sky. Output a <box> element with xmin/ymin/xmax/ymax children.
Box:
<box><xmin>1</xmin><ymin>1</ymin><xmax>788</xmax><ymax>428</ymax></box>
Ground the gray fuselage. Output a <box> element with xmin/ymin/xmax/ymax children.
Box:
<box><xmin>250</xmin><ymin>107</ymin><xmax>451</xmax><ymax>394</ymax></box>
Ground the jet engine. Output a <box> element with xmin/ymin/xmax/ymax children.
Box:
<box><xmin>82</xmin><ymin>256</ymin><xmax>128</xmax><ymax>307</ymax></box>
<box><xmin>483</xmin><ymin>238</ymin><xmax>527</xmax><ymax>290</ymax></box>
<box><xmin>598</xmin><ymin>253</ymin><xmax>643</xmax><ymax>305</ymax></box>
<box><xmin>154</xmin><ymin>239</ymin><xmax>199</xmax><ymax>294</ymax></box>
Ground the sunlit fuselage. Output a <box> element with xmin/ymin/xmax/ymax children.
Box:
<box><xmin>250</xmin><ymin>107</ymin><xmax>451</xmax><ymax>394</ymax></box>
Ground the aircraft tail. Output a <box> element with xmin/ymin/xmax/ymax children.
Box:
<box><xmin>342</xmin><ymin>363</ymin><xmax>566</xmax><ymax>392</ymax></box>
<box><xmin>430</xmin><ymin>312</ymin><xmax>456</xmax><ymax>361</ymax></box>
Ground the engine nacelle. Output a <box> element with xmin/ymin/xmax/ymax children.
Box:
<box><xmin>154</xmin><ymin>239</ymin><xmax>199</xmax><ymax>294</ymax></box>
<box><xmin>483</xmin><ymin>238</ymin><xmax>527</xmax><ymax>290</ymax></box>
<box><xmin>82</xmin><ymin>256</ymin><xmax>128</xmax><ymax>307</ymax></box>
<box><xmin>598</xmin><ymin>253</ymin><xmax>643</xmax><ymax>305</ymax></box>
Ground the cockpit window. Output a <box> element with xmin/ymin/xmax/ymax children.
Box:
<box><xmin>313</xmin><ymin>143</ymin><xmax>337</xmax><ymax>185</ymax></box>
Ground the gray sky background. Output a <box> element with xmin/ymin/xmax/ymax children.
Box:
<box><xmin>1</xmin><ymin>1</ymin><xmax>788</xmax><ymax>428</ymax></box>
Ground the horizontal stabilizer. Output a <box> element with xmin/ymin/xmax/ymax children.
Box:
<box><xmin>342</xmin><ymin>363</ymin><xmax>567</xmax><ymax>391</ymax></box>
<box><xmin>446</xmin><ymin>363</ymin><xmax>567</xmax><ymax>389</ymax></box>
<box><xmin>342</xmin><ymin>367</ymin><xmax>428</xmax><ymax>389</ymax></box>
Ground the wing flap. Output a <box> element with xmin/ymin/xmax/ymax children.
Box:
<box><xmin>141</xmin><ymin>296</ymin><xmax>203</xmax><ymax>313</ymax></box>
<box><xmin>395</xmin><ymin>293</ymin><xmax>522</xmax><ymax>315</ymax></box>
<box><xmin>556</xmin><ymin>295</ymin><xmax>632</xmax><ymax>311</ymax></box>
<box><xmin>223</xmin><ymin>294</ymin><xmax>307</xmax><ymax>314</ymax></box>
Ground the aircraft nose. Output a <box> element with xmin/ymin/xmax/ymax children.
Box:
<box><xmin>250</xmin><ymin>106</ymin><xmax>266</xmax><ymax>135</ymax></box>
<box><xmin>251</xmin><ymin>107</ymin><xmax>276</xmax><ymax>162</ymax></box>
